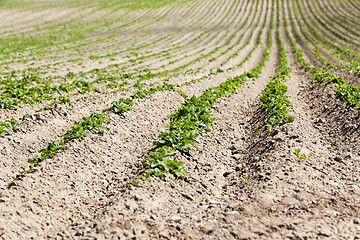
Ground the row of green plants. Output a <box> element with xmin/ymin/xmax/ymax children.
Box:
<box><xmin>290</xmin><ymin>0</ymin><xmax>354</xmax><ymax>74</ymax></box>
<box><xmin>78</xmin><ymin>0</ymin><xmax>254</xmax><ymax>83</ymax></box>
<box><xmin>294</xmin><ymin>0</ymin><xmax>360</xmax><ymax>76</ymax></box>
<box><xmin>0</xmin><ymin>70</ymin><xmax>136</xmax><ymax>110</ymax></box>
<box><xmin>5</xmin><ymin>65</ymin><xmax>231</xmax><ymax>185</ymax></box>
<box><xmin>141</xmin><ymin>0</ymin><xmax>275</xmax><ymax>181</ymax></box>
<box><xmin>0</xmin><ymin>0</ymin><xmax>190</xmax><ymax>64</ymax></box>
<box><xmin>336</xmin><ymin>0</ymin><xmax>360</xmax><ymax>20</ymax></box>
<box><xmin>8</xmin><ymin>0</ymin><xmax>249</xmax><ymax>78</ymax></box>
<box><xmin>166</xmin><ymin>0</ymin><xmax>257</xmax><ymax>73</ymax></box>
<box><xmin>6</xmin><ymin>0</ymin><xmax>273</xmax><ymax>184</ymax></box>
<box><xmin>88</xmin><ymin>0</ymin><xmax>243</xmax><ymax>72</ymax></box>
<box><xmin>113</xmin><ymin>0</ymin><xmax>230</xmax><ymax>66</ymax></box>
<box><xmin>3</xmin><ymin>0</ymin><xmax>271</xmax><ymax>186</ymax></box>
<box><xmin>0</xmin><ymin>0</ymin><xmax>199</xmax><ymax>81</ymax></box>
<box><xmin>285</xmin><ymin>0</ymin><xmax>360</xmax><ymax>110</ymax></box>
<box><xmin>302</xmin><ymin>0</ymin><xmax>360</xmax><ymax>55</ymax></box>
<box><xmin>209</xmin><ymin>0</ymin><xmax>258</xmax><ymax>64</ymax></box>
<box><xmin>221</xmin><ymin>0</ymin><xmax>264</xmax><ymax>67</ymax></box>
<box><xmin>177</xmin><ymin>0</ymin><xmax>260</xmax><ymax>69</ymax></box>
<box><xmin>1</xmin><ymin>13</ymin><xmax>270</xmax><ymax>136</ymax></box>
<box><xmin>310</xmin><ymin>0</ymin><xmax>360</xmax><ymax>40</ymax></box>
<box><xmin>260</xmin><ymin>0</ymin><xmax>294</xmax><ymax>132</ymax></box>
<box><xmin>232</xmin><ymin>0</ymin><xmax>268</xmax><ymax>70</ymax></box>
<box><xmin>0</xmin><ymin>0</ymin><xmax>248</xmax><ymax>111</ymax></box>
<box><xmin>321</xmin><ymin>0</ymin><xmax>359</xmax><ymax>29</ymax></box>
<box><xmin>0</xmin><ymin>0</ymin><xmax>256</xmax><ymax>92</ymax></box>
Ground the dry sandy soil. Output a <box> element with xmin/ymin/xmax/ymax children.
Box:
<box><xmin>0</xmin><ymin>0</ymin><xmax>359</xmax><ymax>239</ymax></box>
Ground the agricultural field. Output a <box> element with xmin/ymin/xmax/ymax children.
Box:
<box><xmin>0</xmin><ymin>0</ymin><xmax>359</xmax><ymax>238</ymax></box>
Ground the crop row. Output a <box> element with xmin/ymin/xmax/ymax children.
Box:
<box><xmin>0</xmin><ymin>0</ymin><xmax>250</xmax><ymax>109</ymax></box>
<box><xmin>141</xmin><ymin>0</ymin><xmax>275</xmax><ymax>180</ymax></box>
<box><xmin>309</xmin><ymin>0</ymin><xmax>360</xmax><ymax>41</ymax></box>
<box><xmin>293</xmin><ymin>0</ymin><xmax>360</xmax><ymax>75</ymax></box>
<box><xmin>0</xmin><ymin>0</ymin><xmax>268</xmax><ymax>134</ymax></box>
<box><xmin>4</xmin><ymin>1</ymin><xmax>270</xmax><ymax>180</ymax></box>
<box><xmin>3</xmin><ymin>0</ymin><xmax>359</xmax><ymax>189</ymax></box>
<box><xmin>284</xmin><ymin>0</ymin><xmax>360</xmax><ymax>109</ymax></box>
<box><xmin>260</xmin><ymin>0</ymin><xmax>293</xmax><ymax>132</ymax></box>
<box><xmin>4</xmin><ymin>0</ymin><xmax>274</xmax><ymax>184</ymax></box>
<box><xmin>6</xmin><ymin>0</ymin><xmax>232</xmax><ymax>71</ymax></box>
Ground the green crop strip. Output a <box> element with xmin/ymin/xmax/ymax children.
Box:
<box><xmin>0</xmin><ymin>70</ymin><xmax>172</xmax><ymax>137</ymax></box>
<box><xmin>136</xmin><ymin>0</ymin><xmax>266</xmax><ymax>103</ymax></box>
<box><xmin>0</xmin><ymin>0</ymin><xmax>194</xmax><ymax>73</ymax></box>
<box><xmin>0</xmin><ymin>0</ymin><xmax>242</xmax><ymax>90</ymax></box>
<box><xmin>209</xmin><ymin>0</ymin><xmax>257</xmax><ymax>64</ymax></box>
<box><xmin>6</xmin><ymin>69</ymin><xmax>220</xmax><ymax>186</ymax></box>
<box><xmin>331</xmin><ymin>0</ymin><xmax>360</xmax><ymax>25</ymax></box>
<box><xmin>221</xmin><ymin>0</ymin><xmax>262</xmax><ymax>67</ymax></box>
<box><xmin>323</xmin><ymin>1</ymin><xmax>358</xmax><ymax>29</ymax></box>
<box><xmin>26</xmin><ymin>113</ymin><xmax>109</xmax><ymax>167</ymax></box>
<box><xmin>141</xmin><ymin>0</ymin><xmax>275</xmax><ymax>181</ymax></box>
<box><xmin>0</xmin><ymin>0</ymin><xmax>186</xmax><ymax>62</ymax></box>
<box><xmin>260</xmin><ymin>0</ymin><xmax>293</xmax><ymax>132</ymax></box>
<box><xmin>0</xmin><ymin>1</ymin><xmax>255</xmax><ymax>109</ymax></box>
<box><xmin>223</xmin><ymin>0</ymin><xmax>268</xmax><ymax>71</ymax></box>
<box><xmin>290</xmin><ymin>0</ymin><xmax>350</xmax><ymax>72</ymax></box>
<box><xmin>103</xmin><ymin>83</ymin><xmax>177</xmax><ymax>114</ymax></box>
<box><xmin>335</xmin><ymin>0</ymin><xmax>360</xmax><ymax>21</ymax></box>
<box><xmin>5</xmin><ymin>113</ymin><xmax>109</xmax><ymax>187</ymax></box>
<box><xmin>294</xmin><ymin>0</ymin><xmax>360</xmax><ymax>76</ymax></box>
<box><xmin>233</xmin><ymin>0</ymin><xmax>268</xmax><ymax>70</ymax></box>
<box><xmin>310</xmin><ymin>0</ymin><xmax>360</xmax><ymax>41</ymax></box>
<box><xmin>302</xmin><ymin>0</ymin><xmax>360</xmax><ymax>54</ymax></box>
<box><xmin>140</xmin><ymin>75</ymin><xmax>247</xmax><ymax>180</ymax></box>
<box><xmin>131</xmin><ymin>0</ymin><xmax>246</xmax><ymax>73</ymax></box>
<box><xmin>0</xmin><ymin>70</ymin><xmax>131</xmax><ymax>110</ymax></box>
<box><xmin>284</xmin><ymin>0</ymin><xmax>360</xmax><ymax>110</ymax></box>
<box><xmin>137</xmin><ymin>0</ymin><xmax>248</xmax><ymax>71</ymax></box>
<box><xmin>168</xmin><ymin>0</ymin><xmax>252</xmax><ymax>73</ymax></box>
<box><xmin>335</xmin><ymin>84</ymin><xmax>360</xmax><ymax>109</ymax></box>
<box><xmin>2</xmin><ymin>0</ymin><xmax>242</xmax><ymax>77</ymax></box>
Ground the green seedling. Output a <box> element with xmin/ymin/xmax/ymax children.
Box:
<box><xmin>128</xmin><ymin>182</ymin><xmax>139</xmax><ymax>187</ymax></box>
<box><xmin>250</xmin><ymin>129</ymin><xmax>261</xmax><ymax>137</ymax></box>
<box><xmin>294</xmin><ymin>149</ymin><xmax>313</xmax><ymax>160</ymax></box>
<box><xmin>241</xmin><ymin>175</ymin><xmax>250</xmax><ymax>181</ymax></box>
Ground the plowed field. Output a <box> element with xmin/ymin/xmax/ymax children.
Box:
<box><xmin>0</xmin><ymin>0</ymin><xmax>359</xmax><ymax>239</ymax></box>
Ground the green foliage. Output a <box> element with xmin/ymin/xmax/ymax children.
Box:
<box><xmin>63</xmin><ymin>113</ymin><xmax>109</xmax><ymax>142</ymax></box>
<box><xmin>141</xmin><ymin>0</ymin><xmax>276</xmax><ymax>181</ymax></box>
<box><xmin>294</xmin><ymin>0</ymin><xmax>360</xmax><ymax>76</ymax></box>
<box><xmin>141</xmin><ymin>74</ymin><xmax>250</xmax><ymax>181</ymax></box>
<box><xmin>104</xmin><ymin>82</ymin><xmax>176</xmax><ymax>114</ymax></box>
<box><xmin>27</xmin><ymin>141</ymin><xmax>67</xmax><ymax>165</ymax></box>
<box><xmin>261</xmin><ymin>79</ymin><xmax>294</xmax><ymax>131</ymax></box>
<box><xmin>335</xmin><ymin>84</ymin><xmax>360</xmax><ymax>109</ymax></box>
<box><xmin>0</xmin><ymin>118</ymin><xmax>19</xmax><ymax>136</ymax></box>
<box><xmin>27</xmin><ymin>113</ymin><xmax>108</xmax><ymax>167</ymax></box>
<box><xmin>104</xmin><ymin>98</ymin><xmax>135</xmax><ymax>114</ymax></box>
<box><xmin>260</xmin><ymin>3</ymin><xmax>293</xmax><ymax>132</ymax></box>
<box><xmin>311</xmin><ymin>68</ymin><xmax>345</xmax><ymax>85</ymax></box>
<box><xmin>37</xmin><ymin>96</ymin><xmax>71</xmax><ymax>111</ymax></box>
<box><xmin>284</xmin><ymin>0</ymin><xmax>359</xmax><ymax>111</ymax></box>
<box><xmin>294</xmin><ymin>149</ymin><xmax>313</xmax><ymax>160</ymax></box>
<box><xmin>128</xmin><ymin>182</ymin><xmax>139</xmax><ymax>187</ymax></box>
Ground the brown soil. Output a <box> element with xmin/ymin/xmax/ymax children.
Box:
<box><xmin>1</xmin><ymin>0</ymin><xmax>359</xmax><ymax>239</ymax></box>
